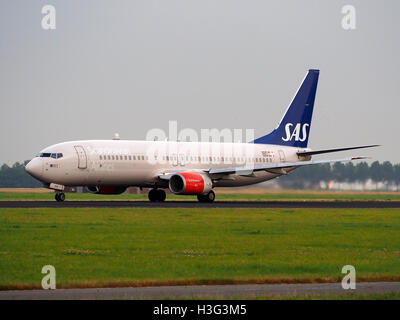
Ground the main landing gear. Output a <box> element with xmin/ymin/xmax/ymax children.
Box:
<box><xmin>55</xmin><ymin>192</ymin><xmax>65</xmax><ymax>202</ymax></box>
<box><xmin>148</xmin><ymin>189</ymin><xmax>166</xmax><ymax>202</ymax></box>
<box><xmin>197</xmin><ymin>190</ymin><xmax>215</xmax><ymax>203</ymax></box>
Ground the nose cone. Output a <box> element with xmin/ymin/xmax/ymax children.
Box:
<box><xmin>25</xmin><ymin>158</ymin><xmax>43</xmax><ymax>180</ymax></box>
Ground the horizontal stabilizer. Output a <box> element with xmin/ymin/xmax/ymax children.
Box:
<box><xmin>297</xmin><ymin>145</ymin><xmax>379</xmax><ymax>157</ymax></box>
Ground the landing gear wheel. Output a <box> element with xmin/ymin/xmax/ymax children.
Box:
<box><xmin>197</xmin><ymin>190</ymin><xmax>215</xmax><ymax>203</ymax></box>
<box><xmin>55</xmin><ymin>193</ymin><xmax>65</xmax><ymax>202</ymax></box>
<box><xmin>156</xmin><ymin>189</ymin><xmax>166</xmax><ymax>202</ymax></box>
<box><xmin>148</xmin><ymin>189</ymin><xmax>157</xmax><ymax>202</ymax></box>
<box><xmin>148</xmin><ymin>189</ymin><xmax>166</xmax><ymax>202</ymax></box>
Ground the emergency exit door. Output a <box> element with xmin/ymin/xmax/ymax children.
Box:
<box><xmin>278</xmin><ymin>150</ymin><xmax>286</xmax><ymax>162</ymax></box>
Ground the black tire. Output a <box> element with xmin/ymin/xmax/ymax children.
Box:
<box><xmin>55</xmin><ymin>193</ymin><xmax>59</xmax><ymax>202</ymax></box>
<box><xmin>206</xmin><ymin>190</ymin><xmax>215</xmax><ymax>202</ymax></box>
<box><xmin>156</xmin><ymin>189</ymin><xmax>166</xmax><ymax>202</ymax></box>
<box><xmin>197</xmin><ymin>190</ymin><xmax>215</xmax><ymax>203</ymax></box>
<box><xmin>148</xmin><ymin>189</ymin><xmax>157</xmax><ymax>202</ymax></box>
<box><xmin>56</xmin><ymin>193</ymin><xmax>65</xmax><ymax>202</ymax></box>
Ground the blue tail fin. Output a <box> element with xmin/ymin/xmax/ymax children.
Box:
<box><xmin>252</xmin><ymin>69</ymin><xmax>319</xmax><ymax>148</ymax></box>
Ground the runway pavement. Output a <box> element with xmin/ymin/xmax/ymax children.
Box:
<box><xmin>0</xmin><ymin>200</ymin><xmax>399</xmax><ymax>208</ymax></box>
<box><xmin>1</xmin><ymin>282</ymin><xmax>399</xmax><ymax>299</ymax></box>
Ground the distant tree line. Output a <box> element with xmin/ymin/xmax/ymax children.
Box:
<box><xmin>0</xmin><ymin>161</ymin><xmax>41</xmax><ymax>188</ymax></box>
<box><xmin>0</xmin><ymin>160</ymin><xmax>399</xmax><ymax>190</ymax></box>
<box><xmin>278</xmin><ymin>161</ymin><xmax>400</xmax><ymax>190</ymax></box>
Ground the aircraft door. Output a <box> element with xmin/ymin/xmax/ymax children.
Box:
<box><xmin>74</xmin><ymin>145</ymin><xmax>87</xmax><ymax>169</ymax></box>
<box><xmin>278</xmin><ymin>150</ymin><xmax>286</xmax><ymax>162</ymax></box>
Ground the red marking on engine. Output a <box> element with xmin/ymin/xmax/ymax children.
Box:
<box><xmin>179</xmin><ymin>172</ymin><xmax>205</xmax><ymax>194</ymax></box>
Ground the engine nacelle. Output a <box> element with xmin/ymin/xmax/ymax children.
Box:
<box><xmin>169</xmin><ymin>172</ymin><xmax>213</xmax><ymax>195</ymax></box>
<box><xmin>86</xmin><ymin>186</ymin><xmax>127</xmax><ymax>195</ymax></box>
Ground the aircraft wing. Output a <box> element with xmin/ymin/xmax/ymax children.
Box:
<box><xmin>207</xmin><ymin>157</ymin><xmax>367</xmax><ymax>176</ymax></box>
<box><xmin>158</xmin><ymin>156</ymin><xmax>367</xmax><ymax>179</ymax></box>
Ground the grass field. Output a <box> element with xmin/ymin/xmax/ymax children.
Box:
<box><xmin>0</xmin><ymin>207</ymin><xmax>399</xmax><ymax>290</ymax></box>
<box><xmin>1</xmin><ymin>190</ymin><xmax>400</xmax><ymax>201</ymax></box>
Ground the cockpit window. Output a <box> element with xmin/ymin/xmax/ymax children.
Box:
<box><xmin>39</xmin><ymin>153</ymin><xmax>51</xmax><ymax>157</ymax></box>
<box><xmin>40</xmin><ymin>153</ymin><xmax>63</xmax><ymax>159</ymax></box>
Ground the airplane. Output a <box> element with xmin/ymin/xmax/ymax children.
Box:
<box><xmin>25</xmin><ymin>69</ymin><xmax>378</xmax><ymax>202</ymax></box>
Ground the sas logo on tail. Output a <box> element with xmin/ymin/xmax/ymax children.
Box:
<box><xmin>282</xmin><ymin>123</ymin><xmax>309</xmax><ymax>142</ymax></box>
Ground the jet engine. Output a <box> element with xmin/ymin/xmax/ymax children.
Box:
<box><xmin>169</xmin><ymin>172</ymin><xmax>212</xmax><ymax>195</ymax></box>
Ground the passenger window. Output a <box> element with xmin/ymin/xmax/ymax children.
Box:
<box><xmin>99</xmin><ymin>155</ymin><xmax>102</xmax><ymax>160</ymax></box>
<box><xmin>129</xmin><ymin>155</ymin><xmax>131</xmax><ymax>160</ymax></box>
<box><xmin>112</xmin><ymin>155</ymin><xmax>115</xmax><ymax>160</ymax></box>
<box><xmin>124</xmin><ymin>155</ymin><xmax>127</xmax><ymax>160</ymax></box>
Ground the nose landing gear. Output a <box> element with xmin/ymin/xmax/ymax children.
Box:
<box><xmin>148</xmin><ymin>189</ymin><xmax>166</xmax><ymax>202</ymax></box>
<box><xmin>55</xmin><ymin>193</ymin><xmax>65</xmax><ymax>202</ymax></box>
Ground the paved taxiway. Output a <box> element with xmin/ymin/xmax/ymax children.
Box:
<box><xmin>1</xmin><ymin>282</ymin><xmax>399</xmax><ymax>299</ymax></box>
<box><xmin>0</xmin><ymin>201</ymin><xmax>399</xmax><ymax>208</ymax></box>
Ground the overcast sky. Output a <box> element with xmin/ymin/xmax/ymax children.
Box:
<box><xmin>0</xmin><ymin>0</ymin><xmax>399</xmax><ymax>165</ymax></box>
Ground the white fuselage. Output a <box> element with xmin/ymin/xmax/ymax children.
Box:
<box><xmin>26</xmin><ymin>140</ymin><xmax>310</xmax><ymax>188</ymax></box>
